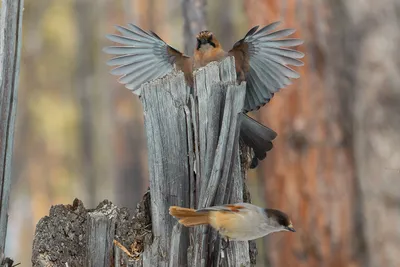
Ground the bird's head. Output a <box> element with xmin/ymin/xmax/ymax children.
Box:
<box><xmin>196</xmin><ymin>30</ymin><xmax>220</xmax><ymax>51</ymax></box>
<box><xmin>264</xmin><ymin>208</ymin><xmax>296</xmax><ymax>233</ymax></box>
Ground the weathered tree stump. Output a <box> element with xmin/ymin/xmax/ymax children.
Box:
<box><xmin>32</xmin><ymin>57</ymin><xmax>256</xmax><ymax>266</ymax></box>
<box><xmin>32</xmin><ymin>194</ymin><xmax>151</xmax><ymax>267</ymax></box>
<box><xmin>138</xmin><ymin>56</ymin><xmax>254</xmax><ymax>267</ymax></box>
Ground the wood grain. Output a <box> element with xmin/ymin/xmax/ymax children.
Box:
<box><xmin>0</xmin><ymin>0</ymin><xmax>24</xmax><ymax>256</ymax></box>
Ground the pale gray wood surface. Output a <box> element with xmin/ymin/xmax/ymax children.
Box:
<box><xmin>0</xmin><ymin>0</ymin><xmax>24</xmax><ymax>258</ymax></box>
<box><xmin>86</xmin><ymin>207</ymin><xmax>117</xmax><ymax>267</ymax></box>
<box><xmin>140</xmin><ymin>57</ymin><xmax>251</xmax><ymax>266</ymax></box>
<box><xmin>140</xmin><ymin>71</ymin><xmax>191</xmax><ymax>267</ymax></box>
<box><xmin>30</xmin><ymin>57</ymin><xmax>253</xmax><ymax>267</ymax></box>
<box><xmin>191</xmin><ymin>58</ymin><xmax>250</xmax><ymax>267</ymax></box>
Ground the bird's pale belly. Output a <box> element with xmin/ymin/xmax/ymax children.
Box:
<box><xmin>209</xmin><ymin>211</ymin><xmax>266</xmax><ymax>241</ymax></box>
<box><xmin>219</xmin><ymin>226</ymin><xmax>268</xmax><ymax>241</ymax></box>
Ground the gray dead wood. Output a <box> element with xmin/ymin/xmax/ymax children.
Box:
<box><xmin>31</xmin><ymin>57</ymin><xmax>255</xmax><ymax>267</ymax></box>
<box><xmin>86</xmin><ymin>204</ymin><xmax>118</xmax><ymax>267</ymax></box>
<box><xmin>134</xmin><ymin>57</ymin><xmax>252</xmax><ymax>267</ymax></box>
<box><xmin>31</xmin><ymin>198</ymin><xmax>152</xmax><ymax>267</ymax></box>
<box><xmin>139</xmin><ymin>66</ymin><xmax>191</xmax><ymax>267</ymax></box>
<box><xmin>0</xmin><ymin>0</ymin><xmax>24</xmax><ymax>263</ymax></box>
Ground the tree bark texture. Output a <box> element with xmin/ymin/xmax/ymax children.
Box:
<box><xmin>31</xmin><ymin>197</ymin><xmax>152</xmax><ymax>267</ymax></box>
<box><xmin>139</xmin><ymin>57</ymin><xmax>253</xmax><ymax>267</ymax></box>
<box><xmin>31</xmin><ymin>58</ymin><xmax>256</xmax><ymax>267</ymax></box>
<box><xmin>0</xmin><ymin>0</ymin><xmax>24</xmax><ymax>257</ymax></box>
<box><xmin>244</xmin><ymin>1</ymin><xmax>361</xmax><ymax>267</ymax></box>
<box><xmin>328</xmin><ymin>1</ymin><xmax>400</xmax><ymax>266</ymax></box>
<box><xmin>245</xmin><ymin>0</ymin><xmax>400</xmax><ymax>266</ymax></box>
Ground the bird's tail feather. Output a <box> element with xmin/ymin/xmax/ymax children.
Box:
<box><xmin>169</xmin><ymin>206</ymin><xmax>209</xmax><ymax>227</ymax></box>
<box><xmin>239</xmin><ymin>113</ymin><xmax>277</xmax><ymax>166</ymax></box>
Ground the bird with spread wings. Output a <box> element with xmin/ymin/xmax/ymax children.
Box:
<box><xmin>103</xmin><ymin>22</ymin><xmax>304</xmax><ymax>168</ymax></box>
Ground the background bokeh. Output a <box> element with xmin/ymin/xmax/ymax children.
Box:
<box><xmin>4</xmin><ymin>0</ymin><xmax>400</xmax><ymax>266</ymax></box>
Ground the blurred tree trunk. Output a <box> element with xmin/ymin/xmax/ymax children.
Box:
<box><xmin>75</xmin><ymin>0</ymin><xmax>97</xmax><ymax>208</ymax></box>
<box><xmin>245</xmin><ymin>1</ymin><xmax>361</xmax><ymax>266</ymax></box>
<box><xmin>73</xmin><ymin>0</ymin><xmax>112</xmax><ymax>208</ymax></box>
<box><xmin>207</xmin><ymin>0</ymin><xmax>234</xmax><ymax>49</ymax></box>
<box><xmin>75</xmin><ymin>0</ymin><xmax>114</xmax><ymax>208</ymax></box>
<box><xmin>182</xmin><ymin>0</ymin><xmax>207</xmax><ymax>55</ymax></box>
<box><xmin>216</xmin><ymin>0</ymin><xmax>233</xmax><ymax>46</ymax></box>
<box><xmin>328</xmin><ymin>1</ymin><xmax>400</xmax><ymax>266</ymax></box>
<box><xmin>107</xmin><ymin>0</ymin><xmax>172</xmax><ymax>210</ymax></box>
<box><xmin>11</xmin><ymin>0</ymin><xmax>53</xmax><ymax>264</ymax></box>
<box><xmin>108</xmin><ymin>1</ymin><xmax>143</xmax><ymax>210</ymax></box>
<box><xmin>0</xmin><ymin>0</ymin><xmax>24</xmax><ymax>256</ymax></box>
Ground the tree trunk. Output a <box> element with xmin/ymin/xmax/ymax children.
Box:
<box><xmin>244</xmin><ymin>1</ymin><xmax>361</xmax><ymax>266</ymax></box>
<box><xmin>31</xmin><ymin>58</ymin><xmax>257</xmax><ymax>267</ymax></box>
<box><xmin>328</xmin><ymin>1</ymin><xmax>400</xmax><ymax>266</ymax></box>
<box><xmin>181</xmin><ymin>0</ymin><xmax>207</xmax><ymax>55</ymax></box>
<box><xmin>0</xmin><ymin>0</ymin><xmax>24</xmax><ymax>262</ymax></box>
<box><xmin>74</xmin><ymin>0</ymin><xmax>98</xmax><ymax>208</ymax></box>
<box><xmin>139</xmin><ymin>57</ymin><xmax>253</xmax><ymax>266</ymax></box>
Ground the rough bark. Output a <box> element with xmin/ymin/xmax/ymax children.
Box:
<box><xmin>328</xmin><ymin>1</ymin><xmax>400</xmax><ymax>266</ymax></box>
<box><xmin>245</xmin><ymin>1</ymin><xmax>360</xmax><ymax>266</ymax></box>
<box><xmin>32</xmin><ymin>58</ymin><xmax>256</xmax><ymax>266</ymax></box>
<box><xmin>31</xmin><ymin>195</ymin><xmax>151</xmax><ymax>267</ymax></box>
<box><xmin>139</xmin><ymin>57</ymin><xmax>253</xmax><ymax>266</ymax></box>
<box><xmin>0</xmin><ymin>0</ymin><xmax>24</xmax><ymax>261</ymax></box>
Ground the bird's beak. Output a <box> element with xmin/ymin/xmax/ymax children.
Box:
<box><xmin>286</xmin><ymin>224</ymin><xmax>296</xmax><ymax>232</ymax></box>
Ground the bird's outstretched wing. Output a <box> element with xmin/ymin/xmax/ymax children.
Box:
<box><xmin>103</xmin><ymin>24</ymin><xmax>193</xmax><ymax>95</ymax></box>
<box><xmin>229</xmin><ymin>21</ymin><xmax>304</xmax><ymax>112</ymax></box>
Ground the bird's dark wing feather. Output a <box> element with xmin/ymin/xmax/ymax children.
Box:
<box><xmin>239</xmin><ymin>113</ymin><xmax>277</xmax><ymax>160</ymax></box>
<box><xmin>196</xmin><ymin>204</ymin><xmax>247</xmax><ymax>213</ymax></box>
<box><xmin>229</xmin><ymin>21</ymin><xmax>304</xmax><ymax>112</ymax></box>
<box><xmin>103</xmin><ymin>24</ymin><xmax>192</xmax><ymax>95</ymax></box>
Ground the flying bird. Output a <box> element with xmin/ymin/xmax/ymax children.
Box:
<box><xmin>103</xmin><ymin>22</ymin><xmax>304</xmax><ymax>167</ymax></box>
<box><xmin>169</xmin><ymin>203</ymin><xmax>295</xmax><ymax>243</ymax></box>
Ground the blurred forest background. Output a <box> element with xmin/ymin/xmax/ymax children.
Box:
<box><xmin>2</xmin><ymin>0</ymin><xmax>400</xmax><ymax>266</ymax></box>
